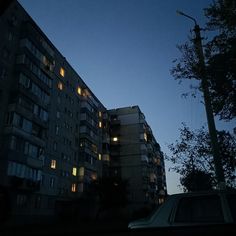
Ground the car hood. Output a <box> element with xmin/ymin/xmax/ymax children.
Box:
<box><xmin>128</xmin><ymin>217</ymin><xmax>152</xmax><ymax>229</ymax></box>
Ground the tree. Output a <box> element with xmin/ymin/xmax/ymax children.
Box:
<box><xmin>180</xmin><ymin>169</ymin><xmax>214</xmax><ymax>192</ymax></box>
<box><xmin>94</xmin><ymin>176</ymin><xmax>129</xmax><ymax>208</ymax></box>
<box><xmin>90</xmin><ymin>176</ymin><xmax>129</xmax><ymax>220</ymax></box>
<box><xmin>171</xmin><ymin>0</ymin><xmax>236</xmax><ymax>121</ymax></box>
<box><xmin>167</xmin><ymin>124</ymin><xmax>236</xmax><ymax>190</ymax></box>
<box><xmin>204</xmin><ymin>0</ymin><xmax>236</xmax><ymax>121</ymax></box>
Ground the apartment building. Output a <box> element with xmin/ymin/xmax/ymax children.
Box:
<box><xmin>0</xmin><ymin>0</ymin><xmax>166</xmax><ymax>222</ymax></box>
<box><xmin>0</xmin><ymin>0</ymin><xmax>109</xmax><ymax>221</ymax></box>
<box><xmin>109</xmin><ymin>106</ymin><xmax>167</xmax><ymax>210</ymax></box>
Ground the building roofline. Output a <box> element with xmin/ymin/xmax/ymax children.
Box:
<box><xmin>15</xmin><ymin>0</ymin><xmax>104</xmax><ymax>109</ymax></box>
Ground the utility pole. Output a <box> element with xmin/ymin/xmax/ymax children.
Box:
<box><xmin>177</xmin><ymin>10</ymin><xmax>226</xmax><ymax>189</ymax></box>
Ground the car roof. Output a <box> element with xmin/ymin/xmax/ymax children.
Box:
<box><xmin>168</xmin><ymin>189</ymin><xmax>236</xmax><ymax>198</ymax></box>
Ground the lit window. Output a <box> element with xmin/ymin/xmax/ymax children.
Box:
<box><xmin>92</xmin><ymin>144</ymin><xmax>97</xmax><ymax>153</ymax></box>
<box><xmin>72</xmin><ymin>167</ymin><xmax>77</xmax><ymax>176</ymax></box>
<box><xmin>51</xmin><ymin>159</ymin><xmax>56</xmax><ymax>169</ymax></box>
<box><xmin>112</xmin><ymin>137</ymin><xmax>118</xmax><ymax>142</ymax></box>
<box><xmin>102</xmin><ymin>154</ymin><xmax>110</xmax><ymax>162</ymax></box>
<box><xmin>98</xmin><ymin>154</ymin><xmax>102</xmax><ymax>161</ymax></box>
<box><xmin>98</xmin><ymin>111</ymin><xmax>102</xmax><ymax>117</ymax></box>
<box><xmin>79</xmin><ymin>167</ymin><xmax>84</xmax><ymax>176</ymax></box>
<box><xmin>60</xmin><ymin>67</ymin><xmax>65</xmax><ymax>77</ymax></box>
<box><xmin>77</xmin><ymin>86</ymin><xmax>82</xmax><ymax>95</ymax></box>
<box><xmin>99</xmin><ymin>121</ymin><xmax>102</xmax><ymax>128</ymax></box>
<box><xmin>91</xmin><ymin>173</ymin><xmax>97</xmax><ymax>180</ymax></box>
<box><xmin>144</xmin><ymin>132</ymin><xmax>148</xmax><ymax>142</ymax></box>
<box><xmin>58</xmin><ymin>82</ymin><xmax>63</xmax><ymax>90</ymax></box>
<box><xmin>71</xmin><ymin>183</ymin><xmax>76</xmax><ymax>192</ymax></box>
<box><xmin>150</xmin><ymin>173</ymin><xmax>156</xmax><ymax>182</ymax></box>
<box><xmin>159</xmin><ymin>198</ymin><xmax>165</xmax><ymax>204</ymax></box>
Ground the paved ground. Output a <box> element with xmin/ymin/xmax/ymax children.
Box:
<box><xmin>1</xmin><ymin>220</ymin><xmax>130</xmax><ymax>235</ymax></box>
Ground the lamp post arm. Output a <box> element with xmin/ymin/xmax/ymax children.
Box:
<box><xmin>176</xmin><ymin>10</ymin><xmax>197</xmax><ymax>25</ymax></box>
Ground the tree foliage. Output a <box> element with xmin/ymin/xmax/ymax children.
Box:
<box><xmin>167</xmin><ymin>124</ymin><xmax>236</xmax><ymax>191</ymax></box>
<box><xmin>171</xmin><ymin>0</ymin><xmax>236</xmax><ymax>121</ymax></box>
<box><xmin>91</xmin><ymin>176</ymin><xmax>129</xmax><ymax>208</ymax></box>
<box><xmin>180</xmin><ymin>169</ymin><xmax>214</xmax><ymax>192</ymax></box>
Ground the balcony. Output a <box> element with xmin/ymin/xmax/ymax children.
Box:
<box><xmin>148</xmin><ymin>184</ymin><xmax>158</xmax><ymax>193</ymax></box>
<box><xmin>84</xmin><ymin>161</ymin><xmax>97</xmax><ymax>171</ymax></box>
<box><xmin>102</xmin><ymin>134</ymin><xmax>110</xmax><ymax>144</ymax></box>
<box><xmin>147</xmin><ymin>143</ymin><xmax>153</xmax><ymax>151</ymax></box>
<box><xmin>7</xmin><ymin>103</ymin><xmax>48</xmax><ymax>128</ymax></box>
<box><xmin>102</xmin><ymin>113</ymin><xmax>108</xmax><ymax>119</ymax></box>
<box><xmin>79</xmin><ymin>131</ymin><xmax>98</xmax><ymax>143</ymax></box>
<box><xmin>4</xmin><ymin>126</ymin><xmax>45</xmax><ymax>147</ymax></box>
<box><xmin>27</xmin><ymin>156</ymin><xmax>44</xmax><ymax>168</ymax></box>
<box><xmin>9</xmin><ymin>176</ymin><xmax>40</xmax><ymax>192</ymax></box>
<box><xmin>110</xmin><ymin>143</ymin><xmax>120</xmax><ymax>156</ymax></box>
<box><xmin>110</xmin><ymin>119</ymin><xmax>120</xmax><ymax>126</ymax></box>
<box><xmin>102</xmin><ymin>154</ymin><xmax>110</xmax><ymax>162</ymax></box>
<box><xmin>141</xmin><ymin>155</ymin><xmax>149</xmax><ymax>163</ymax></box>
<box><xmin>102</xmin><ymin>145</ymin><xmax>110</xmax><ymax>154</ymax></box>
<box><xmin>78</xmin><ymin>175</ymin><xmax>84</xmax><ymax>182</ymax></box>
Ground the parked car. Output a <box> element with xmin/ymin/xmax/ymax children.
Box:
<box><xmin>128</xmin><ymin>190</ymin><xmax>236</xmax><ymax>235</ymax></box>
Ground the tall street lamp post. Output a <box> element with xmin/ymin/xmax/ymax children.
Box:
<box><xmin>177</xmin><ymin>10</ymin><xmax>226</xmax><ymax>189</ymax></box>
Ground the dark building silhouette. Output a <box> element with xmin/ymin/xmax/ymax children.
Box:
<box><xmin>0</xmin><ymin>0</ymin><xmax>166</xmax><ymax>223</ymax></box>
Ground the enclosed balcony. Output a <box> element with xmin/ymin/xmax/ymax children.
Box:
<box><xmin>27</xmin><ymin>155</ymin><xmax>44</xmax><ymax>168</ymax></box>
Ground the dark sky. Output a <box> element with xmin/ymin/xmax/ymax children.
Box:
<box><xmin>18</xmin><ymin>0</ymin><xmax>234</xmax><ymax>194</ymax></box>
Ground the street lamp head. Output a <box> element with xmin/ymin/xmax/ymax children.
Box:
<box><xmin>176</xmin><ymin>10</ymin><xmax>197</xmax><ymax>25</ymax></box>
<box><xmin>176</xmin><ymin>10</ymin><xmax>184</xmax><ymax>16</ymax></box>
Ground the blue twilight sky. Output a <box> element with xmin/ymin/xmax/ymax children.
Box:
<box><xmin>18</xmin><ymin>0</ymin><xmax>234</xmax><ymax>194</ymax></box>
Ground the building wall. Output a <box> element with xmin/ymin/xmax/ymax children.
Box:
<box><xmin>0</xmin><ymin>1</ymin><xmax>166</xmax><ymax>222</ymax></box>
<box><xmin>0</xmin><ymin>0</ymin><xmax>108</xmax><ymax>221</ymax></box>
<box><xmin>109</xmin><ymin>106</ymin><xmax>167</xmax><ymax>209</ymax></box>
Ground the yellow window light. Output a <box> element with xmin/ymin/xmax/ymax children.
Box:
<box><xmin>58</xmin><ymin>82</ymin><xmax>63</xmax><ymax>90</ymax></box>
<box><xmin>144</xmin><ymin>132</ymin><xmax>148</xmax><ymax>142</ymax></box>
<box><xmin>102</xmin><ymin>154</ymin><xmax>110</xmax><ymax>161</ymax></box>
<box><xmin>50</xmin><ymin>159</ymin><xmax>56</xmax><ymax>169</ymax></box>
<box><xmin>91</xmin><ymin>173</ymin><xmax>97</xmax><ymax>181</ymax></box>
<box><xmin>60</xmin><ymin>67</ymin><xmax>65</xmax><ymax>77</ymax></box>
<box><xmin>72</xmin><ymin>167</ymin><xmax>77</xmax><ymax>176</ymax></box>
<box><xmin>77</xmin><ymin>86</ymin><xmax>82</xmax><ymax>95</ymax></box>
<box><xmin>79</xmin><ymin>167</ymin><xmax>85</xmax><ymax>176</ymax></box>
<box><xmin>71</xmin><ymin>183</ymin><xmax>76</xmax><ymax>192</ymax></box>
<box><xmin>98</xmin><ymin>154</ymin><xmax>102</xmax><ymax>161</ymax></box>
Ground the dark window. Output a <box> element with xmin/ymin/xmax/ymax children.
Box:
<box><xmin>53</xmin><ymin>142</ymin><xmax>57</xmax><ymax>151</ymax></box>
<box><xmin>34</xmin><ymin>196</ymin><xmax>41</xmax><ymax>209</ymax></box>
<box><xmin>2</xmin><ymin>47</ymin><xmax>11</xmax><ymax>60</ymax></box>
<box><xmin>50</xmin><ymin>177</ymin><xmax>55</xmax><ymax>188</ymax></box>
<box><xmin>227</xmin><ymin>194</ymin><xmax>236</xmax><ymax>222</ymax></box>
<box><xmin>174</xmin><ymin>195</ymin><xmax>224</xmax><ymax>223</ymax></box>
<box><xmin>48</xmin><ymin>198</ymin><xmax>54</xmax><ymax>209</ymax></box>
<box><xmin>0</xmin><ymin>66</ymin><xmax>7</xmax><ymax>80</ymax></box>
<box><xmin>16</xmin><ymin>194</ymin><xmax>27</xmax><ymax>208</ymax></box>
